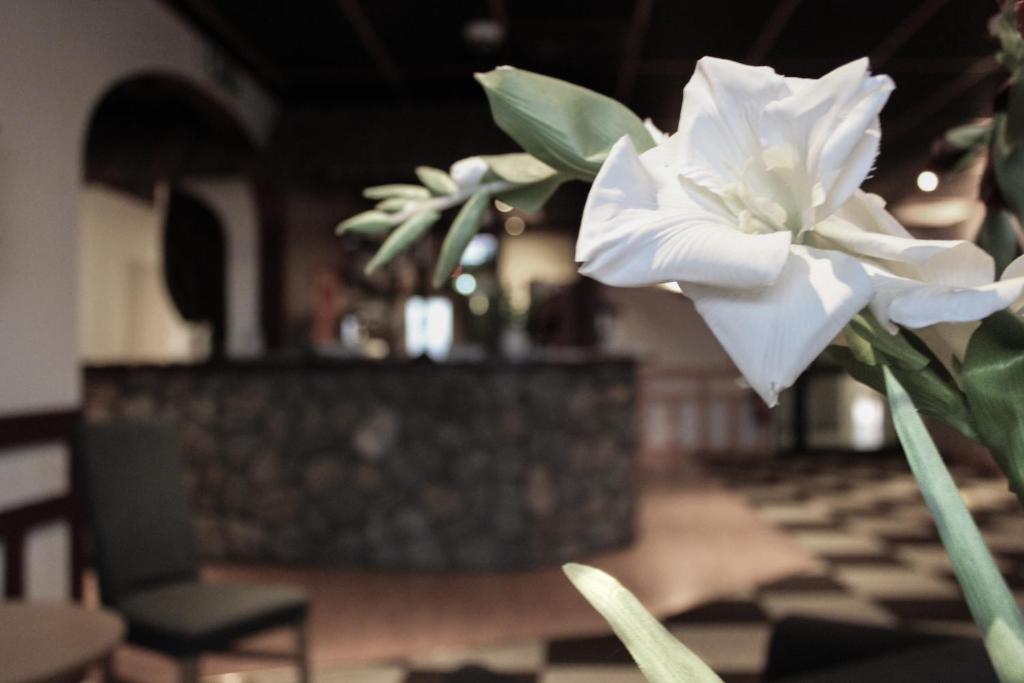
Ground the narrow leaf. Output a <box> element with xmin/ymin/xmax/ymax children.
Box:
<box><xmin>336</xmin><ymin>210</ymin><xmax>395</xmax><ymax>236</ymax></box>
<box><xmin>884</xmin><ymin>366</ymin><xmax>1024</xmax><ymax>683</ymax></box>
<box><xmin>415</xmin><ymin>166</ymin><xmax>459</xmax><ymax>196</ymax></box>
<box><xmin>432</xmin><ymin>190</ymin><xmax>489</xmax><ymax>288</ymax></box>
<box><xmin>365</xmin><ymin>210</ymin><xmax>440</xmax><ymax>274</ymax></box>
<box><xmin>962</xmin><ymin>311</ymin><xmax>1024</xmax><ymax>504</ymax></box>
<box><xmin>376</xmin><ymin>197</ymin><xmax>413</xmax><ymax>212</ymax></box>
<box><xmin>363</xmin><ymin>184</ymin><xmax>431</xmax><ymax>200</ymax></box>
<box><xmin>564</xmin><ymin>563</ymin><xmax>724</xmax><ymax>683</ymax></box>
<box><xmin>475</xmin><ymin>67</ymin><xmax>655</xmax><ymax>181</ymax></box>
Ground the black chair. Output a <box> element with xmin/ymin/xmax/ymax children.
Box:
<box><xmin>77</xmin><ymin>421</ymin><xmax>310</xmax><ymax>683</ymax></box>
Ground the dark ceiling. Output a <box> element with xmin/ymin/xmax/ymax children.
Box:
<box><xmin>161</xmin><ymin>0</ymin><xmax>1005</xmax><ymax>202</ymax></box>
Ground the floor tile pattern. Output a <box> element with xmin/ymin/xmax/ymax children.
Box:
<box><xmin>210</xmin><ymin>454</ymin><xmax>1023</xmax><ymax>682</ymax></box>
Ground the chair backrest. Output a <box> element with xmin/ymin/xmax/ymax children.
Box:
<box><xmin>77</xmin><ymin>420</ymin><xmax>198</xmax><ymax>606</ymax></box>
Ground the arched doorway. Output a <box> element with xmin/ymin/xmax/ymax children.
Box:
<box><xmin>80</xmin><ymin>74</ymin><xmax>258</xmax><ymax>363</ymax></box>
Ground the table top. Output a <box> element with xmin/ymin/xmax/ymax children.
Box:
<box><xmin>0</xmin><ymin>601</ymin><xmax>124</xmax><ymax>683</ymax></box>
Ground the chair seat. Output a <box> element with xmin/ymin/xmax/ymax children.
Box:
<box><xmin>119</xmin><ymin>581</ymin><xmax>308</xmax><ymax>655</ymax></box>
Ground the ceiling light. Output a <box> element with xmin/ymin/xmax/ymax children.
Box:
<box><xmin>504</xmin><ymin>216</ymin><xmax>525</xmax><ymax>236</ymax></box>
<box><xmin>916</xmin><ymin>170</ymin><xmax>939</xmax><ymax>192</ymax></box>
<box><xmin>454</xmin><ymin>273</ymin><xmax>477</xmax><ymax>296</ymax></box>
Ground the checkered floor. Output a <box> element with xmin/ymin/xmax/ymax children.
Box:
<box><xmin>213</xmin><ymin>453</ymin><xmax>1024</xmax><ymax>683</ymax></box>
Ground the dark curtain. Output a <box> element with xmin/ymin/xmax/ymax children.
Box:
<box><xmin>163</xmin><ymin>189</ymin><xmax>226</xmax><ymax>359</ymax></box>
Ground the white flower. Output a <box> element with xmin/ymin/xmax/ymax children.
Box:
<box><xmin>577</xmin><ymin>57</ymin><xmax>896</xmax><ymax>405</ymax></box>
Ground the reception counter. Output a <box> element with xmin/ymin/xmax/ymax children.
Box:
<box><xmin>83</xmin><ymin>356</ymin><xmax>637</xmax><ymax>570</ymax></box>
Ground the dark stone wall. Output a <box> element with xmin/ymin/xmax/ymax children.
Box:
<box><xmin>83</xmin><ymin>359</ymin><xmax>637</xmax><ymax>570</ymax></box>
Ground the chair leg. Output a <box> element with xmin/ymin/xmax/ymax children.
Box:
<box><xmin>296</xmin><ymin>621</ymin><xmax>311</xmax><ymax>683</ymax></box>
<box><xmin>179</xmin><ymin>657</ymin><xmax>199</xmax><ymax>683</ymax></box>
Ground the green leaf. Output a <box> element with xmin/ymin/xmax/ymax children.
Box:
<box><xmin>475</xmin><ymin>67</ymin><xmax>655</xmax><ymax>181</ymax></box>
<box><xmin>827</xmin><ymin>347</ymin><xmax>976</xmax><ymax>440</ymax></box>
<box><xmin>480</xmin><ymin>153</ymin><xmax>559</xmax><ymax>184</ymax></box>
<box><xmin>848</xmin><ymin>313</ymin><xmax>929</xmax><ymax>371</ymax></box>
<box><xmin>564</xmin><ymin>563</ymin><xmax>724</xmax><ymax>683</ymax></box>
<box><xmin>962</xmin><ymin>311</ymin><xmax>1024</xmax><ymax>504</ymax></box>
<box><xmin>946</xmin><ymin>120</ymin><xmax>993</xmax><ymax>150</ymax></box>
<box><xmin>977</xmin><ymin>207</ymin><xmax>1021</xmax><ymax>278</ymax></box>
<box><xmin>336</xmin><ymin>210</ymin><xmax>395</xmax><ymax>236</ymax></box>
<box><xmin>480</xmin><ymin>153</ymin><xmax>566</xmax><ymax>212</ymax></box>
<box><xmin>376</xmin><ymin>197</ymin><xmax>414</xmax><ymax>212</ymax></box>
<box><xmin>432</xmin><ymin>190</ymin><xmax>490</xmax><ymax>288</ymax></box>
<box><xmin>496</xmin><ymin>176</ymin><xmax>565</xmax><ymax>213</ymax></box>
<box><xmin>415</xmin><ymin>166</ymin><xmax>459</xmax><ymax>196</ymax></box>
<box><xmin>364</xmin><ymin>210</ymin><xmax>440</xmax><ymax>274</ymax></box>
<box><xmin>884</xmin><ymin>366</ymin><xmax>1024</xmax><ymax>683</ymax></box>
<box><xmin>992</xmin><ymin>115</ymin><xmax>1024</xmax><ymax>225</ymax></box>
<box><xmin>363</xmin><ymin>184</ymin><xmax>431</xmax><ymax>200</ymax></box>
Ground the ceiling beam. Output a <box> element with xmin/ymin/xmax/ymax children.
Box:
<box><xmin>336</xmin><ymin>0</ymin><xmax>404</xmax><ymax>92</ymax></box>
<box><xmin>870</xmin><ymin>0</ymin><xmax>951</xmax><ymax>68</ymax></box>
<box><xmin>163</xmin><ymin>0</ymin><xmax>287</xmax><ymax>94</ymax></box>
<box><xmin>886</xmin><ymin>57</ymin><xmax>999</xmax><ymax>138</ymax></box>
<box><xmin>616</xmin><ymin>0</ymin><xmax>653</xmax><ymax>101</ymax></box>
<box><xmin>745</xmin><ymin>0</ymin><xmax>803</xmax><ymax>65</ymax></box>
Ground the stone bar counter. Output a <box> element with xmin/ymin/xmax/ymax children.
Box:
<box><xmin>83</xmin><ymin>356</ymin><xmax>637</xmax><ymax>570</ymax></box>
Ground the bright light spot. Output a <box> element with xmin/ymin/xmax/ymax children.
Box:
<box><xmin>657</xmin><ymin>282</ymin><xmax>683</xmax><ymax>294</ymax></box>
<box><xmin>454</xmin><ymin>273</ymin><xmax>477</xmax><ymax>296</ymax></box>
<box><xmin>404</xmin><ymin>296</ymin><xmax>453</xmax><ymax>360</ymax></box>
<box><xmin>460</xmin><ymin>233</ymin><xmax>498</xmax><ymax>266</ymax></box>
<box><xmin>494</xmin><ymin>199</ymin><xmax>513</xmax><ymax>213</ymax></box>
<box><xmin>469</xmin><ymin>292</ymin><xmax>490</xmax><ymax>315</ymax></box>
<box><xmin>851</xmin><ymin>395</ymin><xmax>886</xmax><ymax>450</ymax></box>
<box><xmin>504</xmin><ymin>216</ymin><xmax>525</xmax><ymax>236</ymax></box>
<box><xmin>917</xmin><ymin>170</ymin><xmax>939</xmax><ymax>192</ymax></box>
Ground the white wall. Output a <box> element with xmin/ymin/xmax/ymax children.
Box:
<box><xmin>602</xmin><ymin>287</ymin><xmax>733</xmax><ymax>368</ymax></box>
<box><xmin>497</xmin><ymin>231</ymin><xmax>579</xmax><ymax>312</ymax></box>
<box><xmin>0</xmin><ymin>0</ymin><xmax>274</xmax><ymax>599</ymax></box>
<box><xmin>183</xmin><ymin>178</ymin><xmax>264</xmax><ymax>357</ymax></box>
<box><xmin>79</xmin><ymin>185</ymin><xmax>195</xmax><ymax>362</ymax></box>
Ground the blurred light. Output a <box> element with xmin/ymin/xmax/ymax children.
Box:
<box><xmin>504</xmin><ymin>216</ymin><xmax>525</xmax><ymax>236</ymax></box>
<box><xmin>851</xmin><ymin>395</ymin><xmax>885</xmax><ymax>450</ymax></box>
<box><xmin>916</xmin><ymin>170</ymin><xmax>939</xmax><ymax>192</ymax></box>
<box><xmin>469</xmin><ymin>293</ymin><xmax>490</xmax><ymax>315</ymax></box>
<box><xmin>494</xmin><ymin>199</ymin><xmax>513</xmax><ymax>213</ymax></box>
<box><xmin>454</xmin><ymin>273</ymin><xmax>477</xmax><ymax>295</ymax></box>
<box><xmin>462</xmin><ymin>18</ymin><xmax>505</xmax><ymax>52</ymax></box>
<box><xmin>657</xmin><ymin>282</ymin><xmax>683</xmax><ymax>293</ymax></box>
<box><xmin>460</xmin><ymin>233</ymin><xmax>499</xmax><ymax>266</ymax></box>
<box><xmin>404</xmin><ymin>296</ymin><xmax>453</xmax><ymax>360</ymax></box>
<box><xmin>891</xmin><ymin>197</ymin><xmax>980</xmax><ymax>229</ymax></box>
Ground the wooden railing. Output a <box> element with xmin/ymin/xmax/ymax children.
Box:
<box><xmin>637</xmin><ymin>365</ymin><xmax>775</xmax><ymax>477</ymax></box>
<box><xmin>0</xmin><ymin>409</ymin><xmax>83</xmax><ymax>599</ymax></box>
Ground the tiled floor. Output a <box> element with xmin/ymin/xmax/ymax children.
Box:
<box><xmin>210</xmin><ymin>453</ymin><xmax>1023</xmax><ymax>682</ymax></box>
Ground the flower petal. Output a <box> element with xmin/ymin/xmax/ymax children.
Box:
<box><xmin>889</xmin><ymin>277</ymin><xmax>1024</xmax><ymax>328</ymax></box>
<box><xmin>817</xmin><ymin>213</ymin><xmax>995</xmax><ymax>287</ymax></box>
<box><xmin>577</xmin><ymin>136</ymin><xmax>792</xmax><ymax>288</ymax></box>
<box><xmin>764</xmin><ymin>59</ymin><xmax>893</xmax><ymax>213</ymax></box>
<box><xmin>670</xmin><ymin>57</ymin><xmax>790</xmax><ymax>191</ymax></box>
<box><xmin>861</xmin><ymin>260</ymin><xmax>1024</xmax><ymax>330</ymax></box>
<box><xmin>684</xmin><ymin>245</ymin><xmax>872</xmax><ymax>406</ymax></box>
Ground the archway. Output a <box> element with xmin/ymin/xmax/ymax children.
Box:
<box><xmin>80</xmin><ymin>74</ymin><xmax>259</xmax><ymax>363</ymax></box>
